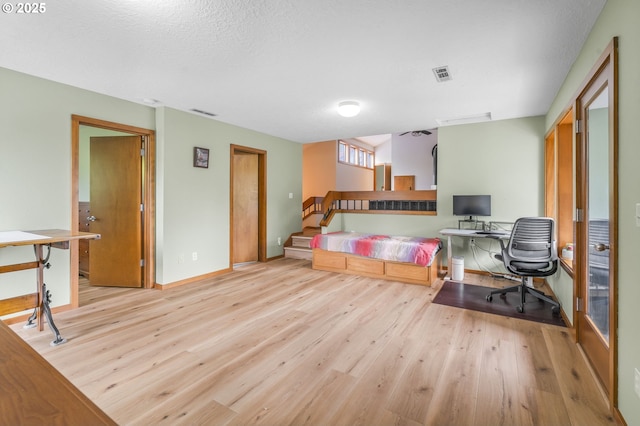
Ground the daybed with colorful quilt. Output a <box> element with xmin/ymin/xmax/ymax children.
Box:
<box><xmin>310</xmin><ymin>232</ymin><xmax>442</xmax><ymax>286</ymax></box>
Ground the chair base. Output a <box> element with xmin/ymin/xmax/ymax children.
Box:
<box><xmin>486</xmin><ymin>278</ymin><xmax>560</xmax><ymax>315</ymax></box>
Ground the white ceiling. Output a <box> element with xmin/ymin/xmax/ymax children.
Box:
<box><xmin>0</xmin><ymin>0</ymin><xmax>606</xmax><ymax>143</ymax></box>
<box><xmin>355</xmin><ymin>134</ymin><xmax>392</xmax><ymax>147</ymax></box>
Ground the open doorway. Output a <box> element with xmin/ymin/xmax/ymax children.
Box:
<box><xmin>71</xmin><ymin>115</ymin><xmax>156</xmax><ymax>307</ymax></box>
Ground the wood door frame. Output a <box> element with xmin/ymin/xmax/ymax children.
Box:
<box><xmin>230</xmin><ymin>144</ymin><xmax>267</xmax><ymax>266</ymax></box>
<box><xmin>71</xmin><ymin>115</ymin><xmax>156</xmax><ymax>305</ymax></box>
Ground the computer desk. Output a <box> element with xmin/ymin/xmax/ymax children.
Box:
<box><xmin>439</xmin><ymin>228</ymin><xmax>510</xmax><ymax>280</ymax></box>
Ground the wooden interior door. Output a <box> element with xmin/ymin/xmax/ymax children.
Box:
<box><xmin>394</xmin><ymin>175</ymin><xmax>415</xmax><ymax>191</ymax></box>
<box><xmin>89</xmin><ymin>136</ymin><xmax>143</xmax><ymax>287</ymax></box>
<box><xmin>233</xmin><ymin>152</ymin><xmax>259</xmax><ymax>264</ymax></box>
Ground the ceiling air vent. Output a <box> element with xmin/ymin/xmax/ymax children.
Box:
<box><xmin>432</xmin><ymin>66</ymin><xmax>452</xmax><ymax>82</ymax></box>
<box><xmin>190</xmin><ymin>108</ymin><xmax>217</xmax><ymax>117</ymax></box>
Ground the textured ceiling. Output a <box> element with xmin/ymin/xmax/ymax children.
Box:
<box><xmin>0</xmin><ymin>0</ymin><xmax>606</xmax><ymax>143</ymax></box>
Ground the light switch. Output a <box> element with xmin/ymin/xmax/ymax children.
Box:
<box><xmin>289</xmin><ymin>193</ymin><xmax>293</xmax><ymax>199</ymax></box>
<box><xmin>636</xmin><ymin>203</ymin><xmax>640</xmax><ymax>227</ymax></box>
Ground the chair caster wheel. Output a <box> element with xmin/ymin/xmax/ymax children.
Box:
<box><xmin>486</xmin><ymin>295</ymin><xmax>493</xmax><ymax>302</ymax></box>
<box><xmin>517</xmin><ymin>306</ymin><xmax>524</xmax><ymax>313</ymax></box>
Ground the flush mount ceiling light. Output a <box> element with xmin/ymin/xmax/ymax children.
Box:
<box><xmin>337</xmin><ymin>100</ymin><xmax>360</xmax><ymax>117</ymax></box>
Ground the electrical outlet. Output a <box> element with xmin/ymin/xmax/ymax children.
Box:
<box><xmin>277</xmin><ymin>237</ymin><xmax>282</xmax><ymax>246</ymax></box>
<box><xmin>178</xmin><ymin>254</ymin><xmax>184</xmax><ymax>264</ymax></box>
<box><xmin>635</xmin><ymin>368</ymin><xmax>640</xmax><ymax>399</ymax></box>
<box><xmin>192</xmin><ymin>252</ymin><xmax>198</xmax><ymax>261</ymax></box>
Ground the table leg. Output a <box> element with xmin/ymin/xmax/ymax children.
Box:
<box><xmin>444</xmin><ymin>235</ymin><xmax>452</xmax><ymax>280</ymax></box>
<box><xmin>33</xmin><ymin>244</ymin><xmax>66</xmax><ymax>346</ymax></box>
<box><xmin>35</xmin><ymin>244</ymin><xmax>45</xmax><ymax>331</ymax></box>
<box><xmin>23</xmin><ymin>308</ymin><xmax>37</xmax><ymax>329</ymax></box>
<box><xmin>41</xmin><ymin>282</ymin><xmax>66</xmax><ymax>346</ymax></box>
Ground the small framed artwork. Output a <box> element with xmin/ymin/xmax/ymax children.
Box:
<box><xmin>193</xmin><ymin>147</ymin><xmax>210</xmax><ymax>168</ymax></box>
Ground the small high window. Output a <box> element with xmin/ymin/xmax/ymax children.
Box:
<box><xmin>338</xmin><ymin>140</ymin><xmax>374</xmax><ymax>169</ymax></box>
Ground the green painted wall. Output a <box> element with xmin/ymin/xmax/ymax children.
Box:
<box><xmin>155</xmin><ymin>107</ymin><xmax>302</xmax><ymax>284</ymax></box>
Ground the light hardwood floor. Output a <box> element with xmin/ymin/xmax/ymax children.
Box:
<box><xmin>12</xmin><ymin>259</ymin><xmax>617</xmax><ymax>425</ymax></box>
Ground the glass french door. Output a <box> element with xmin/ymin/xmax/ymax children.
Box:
<box><xmin>576</xmin><ymin>40</ymin><xmax>617</xmax><ymax>400</ymax></box>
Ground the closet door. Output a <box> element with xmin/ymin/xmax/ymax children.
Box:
<box><xmin>232</xmin><ymin>152</ymin><xmax>259</xmax><ymax>264</ymax></box>
<box><xmin>230</xmin><ymin>144</ymin><xmax>267</xmax><ymax>267</ymax></box>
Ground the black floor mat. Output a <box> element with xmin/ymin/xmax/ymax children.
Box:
<box><xmin>432</xmin><ymin>280</ymin><xmax>566</xmax><ymax>327</ymax></box>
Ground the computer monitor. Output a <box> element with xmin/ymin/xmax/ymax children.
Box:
<box><xmin>452</xmin><ymin>195</ymin><xmax>491</xmax><ymax>220</ymax></box>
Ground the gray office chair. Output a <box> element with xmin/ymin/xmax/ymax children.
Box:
<box><xmin>486</xmin><ymin>217</ymin><xmax>560</xmax><ymax>315</ymax></box>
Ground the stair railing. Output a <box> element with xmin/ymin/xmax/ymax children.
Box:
<box><xmin>319</xmin><ymin>190</ymin><xmax>437</xmax><ymax>227</ymax></box>
<box><xmin>302</xmin><ymin>196</ymin><xmax>324</xmax><ymax>220</ymax></box>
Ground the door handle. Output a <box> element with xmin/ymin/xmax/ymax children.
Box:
<box><xmin>592</xmin><ymin>243</ymin><xmax>610</xmax><ymax>251</ymax></box>
<box><xmin>87</xmin><ymin>215</ymin><xmax>97</xmax><ymax>222</ymax></box>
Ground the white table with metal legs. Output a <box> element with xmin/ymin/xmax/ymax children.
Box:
<box><xmin>439</xmin><ymin>228</ymin><xmax>509</xmax><ymax>280</ymax></box>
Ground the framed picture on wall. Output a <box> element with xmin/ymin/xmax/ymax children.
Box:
<box><xmin>194</xmin><ymin>147</ymin><xmax>209</xmax><ymax>168</ymax></box>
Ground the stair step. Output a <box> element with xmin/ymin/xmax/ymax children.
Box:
<box><xmin>291</xmin><ymin>235</ymin><xmax>313</xmax><ymax>248</ymax></box>
<box><xmin>284</xmin><ymin>246</ymin><xmax>313</xmax><ymax>260</ymax></box>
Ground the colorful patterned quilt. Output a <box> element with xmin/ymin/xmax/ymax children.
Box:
<box><xmin>310</xmin><ymin>232</ymin><xmax>442</xmax><ymax>267</ymax></box>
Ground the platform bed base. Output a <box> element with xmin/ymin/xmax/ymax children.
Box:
<box><xmin>312</xmin><ymin>248</ymin><xmax>441</xmax><ymax>286</ymax></box>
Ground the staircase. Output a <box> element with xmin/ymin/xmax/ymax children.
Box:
<box><xmin>284</xmin><ymin>227</ymin><xmax>320</xmax><ymax>260</ymax></box>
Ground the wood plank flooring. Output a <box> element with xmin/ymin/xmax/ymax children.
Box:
<box><xmin>11</xmin><ymin>259</ymin><xmax>617</xmax><ymax>425</ymax></box>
